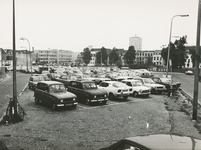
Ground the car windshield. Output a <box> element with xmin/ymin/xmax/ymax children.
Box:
<box><xmin>49</xmin><ymin>84</ymin><xmax>66</xmax><ymax>93</ymax></box>
<box><xmin>143</xmin><ymin>78</ymin><xmax>155</xmax><ymax>84</ymax></box>
<box><xmin>132</xmin><ymin>81</ymin><xmax>143</xmax><ymax>86</ymax></box>
<box><xmin>83</xmin><ymin>82</ymin><xmax>97</xmax><ymax>89</ymax></box>
<box><xmin>32</xmin><ymin>76</ymin><xmax>44</xmax><ymax>82</ymax></box>
<box><xmin>112</xmin><ymin>82</ymin><xmax>127</xmax><ymax>88</ymax></box>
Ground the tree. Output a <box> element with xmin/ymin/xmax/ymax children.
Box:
<box><xmin>82</xmin><ymin>48</ymin><xmax>92</xmax><ymax>66</ymax></box>
<box><xmin>124</xmin><ymin>46</ymin><xmax>136</xmax><ymax>65</ymax></box>
<box><xmin>109</xmin><ymin>47</ymin><xmax>119</xmax><ymax>65</ymax></box>
<box><xmin>145</xmin><ymin>55</ymin><xmax>154</xmax><ymax>66</ymax></box>
<box><xmin>174</xmin><ymin>36</ymin><xmax>187</xmax><ymax>69</ymax></box>
<box><xmin>96</xmin><ymin>47</ymin><xmax>108</xmax><ymax>66</ymax></box>
<box><xmin>161</xmin><ymin>36</ymin><xmax>187</xmax><ymax>70</ymax></box>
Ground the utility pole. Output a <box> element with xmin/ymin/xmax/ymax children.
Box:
<box><xmin>193</xmin><ymin>0</ymin><xmax>201</xmax><ymax>121</ymax></box>
<box><xmin>12</xmin><ymin>0</ymin><xmax>18</xmax><ymax>122</ymax></box>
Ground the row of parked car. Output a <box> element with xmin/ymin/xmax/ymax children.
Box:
<box><xmin>28</xmin><ymin>69</ymin><xmax>181</xmax><ymax>111</ymax></box>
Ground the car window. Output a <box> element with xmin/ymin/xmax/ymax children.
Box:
<box><xmin>99</xmin><ymin>82</ymin><xmax>109</xmax><ymax>87</ymax></box>
<box><xmin>126</xmin><ymin>82</ymin><xmax>132</xmax><ymax>87</ymax></box>
<box><xmin>83</xmin><ymin>82</ymin><xmax>97</xmax><ymax>89</ymax></box>
<box><xmin>49</xmin><ymin>84</ymin><xmax>65</xmax><ymax>93</ymax></box>
<box><xmin>114</xmin><ymin>143</ymin><xmax>142</xmax><ymax>150</ymax></box>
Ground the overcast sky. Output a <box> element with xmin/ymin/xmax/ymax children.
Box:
<box><xmin>0</xmin><ymin>0</ymin><xmax>198</xmax><ymax>52</ymax></box>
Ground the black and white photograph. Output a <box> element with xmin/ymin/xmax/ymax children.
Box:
<box><xmin>0</xmin><ymin>0</ymin><xmax>201</xmax><ymax>149</ymax></box>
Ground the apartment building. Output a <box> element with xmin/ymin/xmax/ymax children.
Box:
<box><xmin>136</xmin><ymin>50</ymin><xmax>154</xmax><ymax>64</ymax></box>
<box><xmin>152</xmin><ymin>50</ymin><xmax>164</xmax><ymax>66</ymax></box>
<box><xmin>129</xmin><ymin>35</ymin><xmax>142</xmax><ymax>50</ymax></box>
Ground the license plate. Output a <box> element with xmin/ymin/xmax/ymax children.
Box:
<box><xmin>65</xmin><ymin>103</ymin><xmax>72</xmax><ymax>106</ymax></box>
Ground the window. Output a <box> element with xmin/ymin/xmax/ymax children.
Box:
<box><xmin>99</xmin><ymin>82</ymin><xmax>109</xmax><ymax>87</ymax></box>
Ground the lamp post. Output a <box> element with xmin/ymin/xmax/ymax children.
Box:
<box><xmin>20</xmin><ymin>37</ymin><xmax>32</xmax><ymax>76</ymax></box>
<box><xmin>166</xmin><ymin>14</ymin><xmax>189</xmax><ymax>77</ymax></box>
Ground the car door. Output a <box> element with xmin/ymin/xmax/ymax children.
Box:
<box><xmin>43</xmin><ymin>84</ymin><xmax>52</xmax><ymax>105</ymax></box>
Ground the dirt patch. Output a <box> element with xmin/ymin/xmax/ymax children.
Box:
<box><xmin>164</xmin><ymin>90</ymin><xmax>201</xmax><ymax>133</ymax></box>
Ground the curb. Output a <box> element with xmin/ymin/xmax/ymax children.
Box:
<box><xmin>179</xmin><ymin>88</ymin><xmax>201</xmax><ymax>106</ymax></box>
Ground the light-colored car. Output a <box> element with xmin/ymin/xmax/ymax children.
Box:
<box><xmin>185</xmin><ymin>70</ymin><xmax>193</xmax><ymax>75</ymax></box>
<box><xmin>133</xmin><ymin>77</ymin><xmax>166</xmax><ymax>94</ymax></box>
<box><xmin>122</xmin><ymin>79</ymin><xmax>150</xmax><ymax>97</ymax></box>
<box><xmin>100</xmin><ymin>133</ymin><xmax>201</xmax><ymax>150</ymax></box>
<box><xmin>98</xmin><ymin>81</ymin><xmax>132</xmax><ymax>100</ymax></box>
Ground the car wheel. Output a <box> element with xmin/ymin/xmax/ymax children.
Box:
<box><xmin>133</xmin><ymin>92</ymin><xmax>138</xmax><ymax>97</ymax></box>
<box><xmin>123</xmin><ymin>96</ymin><xmax>128</xmax><ymax>100</ymax></box>
<box><xmin>109</xmin><ymin>93</ymin><xmax>115</xmax><ymax>100</ymax></box>
<box><xmin>71</xmin><ymin>105</ymin><xmax>77</xmax><ymax>109</ymax></box>
<box><xmin>34</xmin><ymin>97</ymin><xmax>40</xmax><ymax>104</ymax></box>
<box><xmin>51</xmin><ymin>102</ymin><xmax>57</xmax><ymax>111</ymax></box>
<box><xmin>102</xmin><ymin>101</ymin><xmax>107</xmax><ymax>105</ymax></box>
<box><xmin>85</xmin><ymin>99</ymin><xmax>91</xmax><ymax>105</ymax></box>
<box><xmin>144</xmin><ymin>94</ymin><xmax>149</xmax><ymax>97</ymax></box>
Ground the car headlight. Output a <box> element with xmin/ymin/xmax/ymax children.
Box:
<box><xmin>61</xmin><ymin>99</ymin><xmax>63</xmax><ymax>103</ymax></box>
<box><xmin>118</xmin><ymin>89</ymin><xmax>122</xmax><ymax>93</ymax></box>
<box><xmin>104</xmin><ymin>94</ymin><xmax>107</xmax><ymax>97</ymax></box>
<box><xmin>139</xmin><ymin>89</ymin><xmax>142</xmax><ymax>92</ymax></box>
<box><xmin>94</xmin><ymin>95</ymin><xmax>96</xmax><ymax>98</ymax></box>
<box><xmin>73</xmin><ymin>98</ymin><xmax>76</xmax><ymax>101</ymax></box>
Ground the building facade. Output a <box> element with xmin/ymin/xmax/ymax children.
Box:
<box><xmin>34</xmin><ymin>49</ymin><xmax>73</xmax><ymax>65</ymax></box>
<box><xmin>129</xmin><ymin>35</ymin><xmax>142</xmax><ymax>50</ymax></box>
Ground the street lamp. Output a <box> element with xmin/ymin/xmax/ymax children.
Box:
<box><xmin>166</xmin><ymin>14</ymin><xmax>189</xmax><ymax>77</ymax></box>
<box><xmin>20</xmin><ymin>37</ymin><xmax>32</xmax><ymax>76</ymax></box>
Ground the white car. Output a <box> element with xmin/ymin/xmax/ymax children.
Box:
<box><xmin>98</xmin><ymin>81</ymin><xmax>132</xmax><ymax>100</ymax></box>
<box><xmin>121</xmin><ymin>79</ymin><xmax>150</xmax><ymax>97</ymax></box>
<box><xmin>133</xmin><ymin>77</ymin><xmax>166</xmax><ymax>94</ymax></box>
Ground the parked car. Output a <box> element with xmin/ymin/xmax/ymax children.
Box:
<box><xmin>67</xmin><ymin>80</ymin><xmax>108</xmax><ymax>105</ymax></box>
<box><xmin>185</xmin><ymin>70</ymin><xmax>194</xmax><ymax>75</ymax></box>
<box><xmin>92</xmin><ymin>77</ymin><xmax>111</xmax><ymax>85</ymax></box>
<box><xmin>111</xmin><ymin>76</ymin><xmax>134</xmax><ymax>82</ymax></box>
<box><xmin>52</xmin><ymin>74</ymin><xmax>74</xmax><ymax>88</ymax></box>
<box><xmin>133</xmin><ymin>77</ymin><xmax>166</xmax><ymax>94</ymax></box>
<box><xmin>100</xmin><ymin>133</ymin><xmax>201</xmax><ymax>150</ymax></box>
<box><xmin>34</xmin><ymin>81</ymin><xmax>77</xmax><ymax>110</ymax></box>
<box><xmin>28</xmin><ymin>75</ymin><xmax>44</xmax><ymax>90</ymax></box>
<box><xmin>98</xmin><ymin>81</ymin><xmax>132</xmax><ymax>100</ymax></box>
<box><xmin>152</xmin><ymin>76</ymin><xmax>181</xmax><ymax>92</ymax></box>
<box><xmin>121</xmin><ymin>79</ymin><xmax>150</xmax><ymax>97</ymax></box>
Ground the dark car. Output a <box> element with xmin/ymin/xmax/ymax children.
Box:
<box><xmin>100</xmin><ymin>133</ymin><xmax>201</xmax><ymax>150</ymax></box>
<box><xmin>52</xmin><ymin>74</ymin><xmax>73</xmax><ymax>88</ymax></box>
<box><xmin>67</xmin><ymin>80</ymin><xmax>108</xmax><ymax>105</ymax></box>
<box><xmin>34</xmin><ymin>81</ymin><xmax>78</xmax><ymax>110</ymax></box>
<box><xmin>152</xmin><ymin>76</ymin><xmax>181</xmax><ymax>92</ymax></box>
<box><xmin>28</xmin><ymin>75</ymin><xmax>44</xmax><ymax>90</ymax></box>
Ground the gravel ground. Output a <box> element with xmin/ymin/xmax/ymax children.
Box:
<box><xmin>0</xmin><ymin>89</ymin><xmax>201</xmax><ymax>150</ymax></box>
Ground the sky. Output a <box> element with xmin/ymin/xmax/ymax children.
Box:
<box><xmin>0</xmin><ymin>0</ymin><xmax>198</xmax><ymax>52</ymax></box>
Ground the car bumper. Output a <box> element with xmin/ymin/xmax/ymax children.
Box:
<box><xmin>90</xmin><ymin>98</ymin><xmax>108</xmax><ymax>103</ymax></box>
<box><xmin>57</xmin><ymin>102</ymin><xmax>78</xmax><ymax>107</ymax></box>
<box><xmin>138</xmin><ymin>92</ymin><xmax>150</xmax><ymax>96</ymax></box>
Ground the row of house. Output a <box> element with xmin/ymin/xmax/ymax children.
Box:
<box><xmin>0</xmin><ymin>47</ymin><xmax>193</xmax><ymax>69</ymax></box>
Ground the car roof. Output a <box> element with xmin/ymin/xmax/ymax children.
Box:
<box><xmin>38</xmin><ymin>81</ymin><xmax>63</xmax><ymax>85</ymax></box>
<box><xmin>74</xmin><ymin>80</ymin><xmax>94</xmax><ymax>83</ymax></box>
<box><xmin>125</xmin><ymin>134</ymin><xmax>201</xmax><ymax>150</ymax></box>
<box><xmin>122</xmin><ymin>79</ymin><xmax>140</xmax><ymax>82</ymax></box>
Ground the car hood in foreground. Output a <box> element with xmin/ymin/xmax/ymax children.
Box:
<box><xmin>126</xmin><ymin>134</ymin><xmax>201</xmax><ymax>150</ymax></box>
<box><xmin>101</xmin><ymin>134</ymin><xmax>201</xmax><ymax>150</ymax></box>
